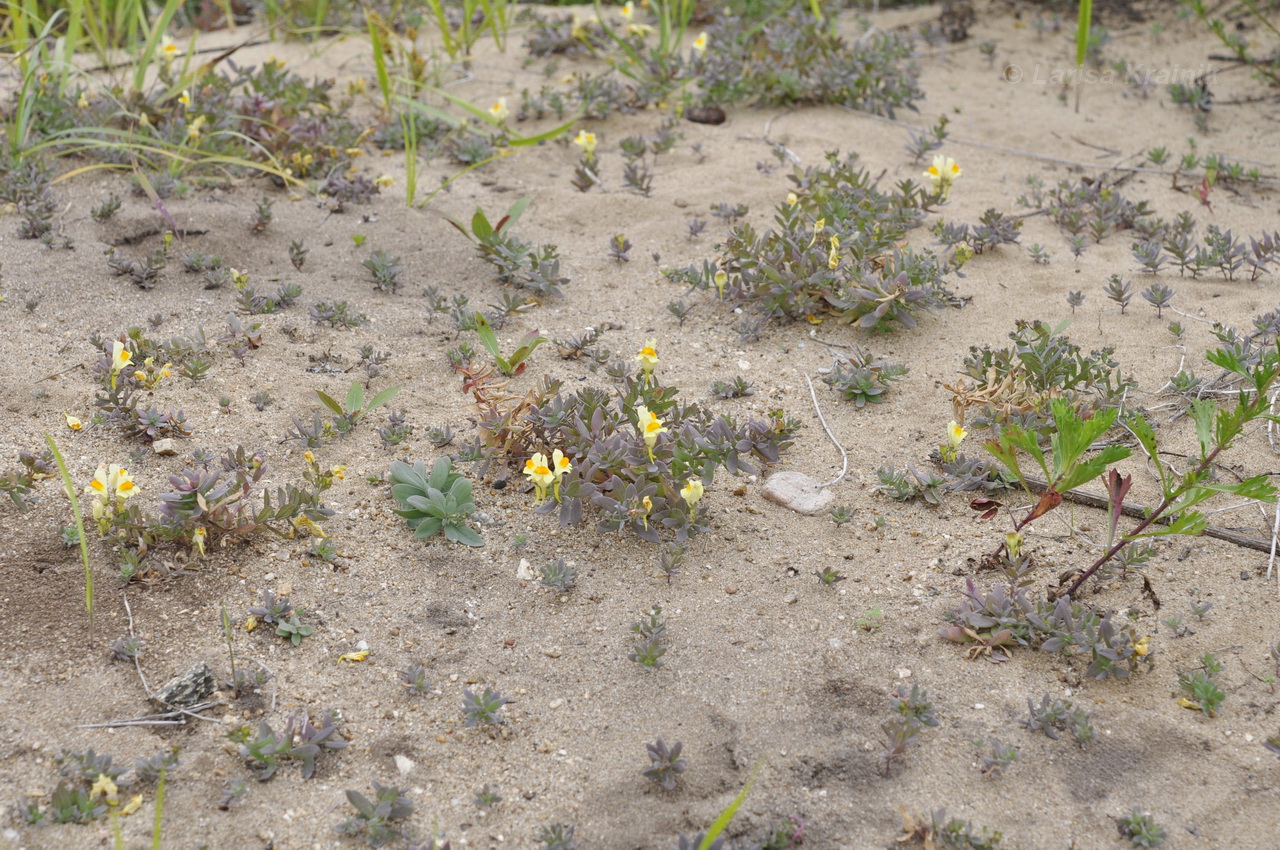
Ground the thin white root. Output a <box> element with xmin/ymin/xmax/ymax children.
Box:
<box><xmin>805</xmin><ymin>372</ymin><xmax>848</xmax><ymax>489</ymax></box>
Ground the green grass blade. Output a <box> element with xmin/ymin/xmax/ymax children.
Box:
<box><xmin>700</xmin><ymin>758</ymin><xmax>762</xmax><ymax>849</ymax></box>
<box><xmin>367</xmin><ymin>12</ymin><xmax>393</xmax><ymax>114</ymax></box>
<box><xmin>1075</xmin><ymin>0</ymin><xmax>1093</xmax><ymax>69</ymax></box>
<box><xmin>45</xmin><ymin>434</ymin><xmax>92</xmax><ymax>642</ymax></box>
<box><xmin>133</xmin><ymin>0</ymin><xmax>183</xmax><ymax>92</ymax></box>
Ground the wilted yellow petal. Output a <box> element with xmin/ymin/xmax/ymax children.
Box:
<box><xmin>338</xmin><ymin>650</ymin><xmax>369</xmax><ymax>664</ymax></box>
<box><xmin>120</xmin><ymin>795</ymin><xmax>144</xmax><ymax>816</ymax></box>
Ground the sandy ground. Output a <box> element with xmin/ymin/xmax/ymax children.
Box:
<box><xmin>2</xmin><ymin>2</ymin><xmax>1279</xmax><ymax>848</ymax></box>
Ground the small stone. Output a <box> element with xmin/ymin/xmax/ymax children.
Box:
<box><xmin>761</xmin><ymin>472</ymin><xmax>835</xmax><ymax>516</ymax></box>
<box><xmin>516</xmin><ymin>559</ymin><xmax>536</xmax><ymax>581</ymax></box>
<box><xmin>725</xmin><ymin>586</ymin><xmax>737</xmax><ymax>595</ymax></box>
<box><xmin>277</xmin><ymin>582</ymin><xmax>293</xmax><ymax>596</ymax></box>
<box><xmin>543</xmin><ymin>646</ymin><xmax>562</xmax><ymax>658</ymax></box>
<box><xmin>897</xmin><ymin>668</ymin><xmax>912</xmax><ymax>679</ymax></box>
<box><xmin>549</xmin><ymin>699</ymin><xmax>563</xmax><ymax>709</ymax></box>
<box><xmin>151</xmin><ymin>662</ymin><xmax>215</xmax><ymax>709</ymax></box>
<box><xmin>356</xmin><ymin>640</ymin><xmax>369</xmax><ymax>652</ymax></box>
<box><xmin>828</xmin><ymin>638</ymin><xmax>842</xmax><ymax>649</ymax></box>
<box><xmin>394</xmin><ymin>755</ymin><xmax>414</xmax><ymax>776</ymax></box>
<box><xmin>783</xmin><ymin>591</ymin><xmax>799</xmax><ymax>605</ymax></box>
<box><xmin>152</xmin><ymin>439</ymin><xmax>178</xmax><ymax>456</ymax></box>
<box><xmin>264</xmin><ymin>573</ymin><xmax>276</xmax><ymax>582</ymax></box>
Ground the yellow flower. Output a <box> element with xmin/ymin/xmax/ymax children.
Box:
<box><xmin>489</xmin><ymin>97</ymin><xmax>509</xmax><ymax>124</ymax></box>
<box><xmin>160</xmin><ymin>38</ymin><xmax>177</xmax><ymax>59</ymax></box>
<box><xmin>192</xmin><ymin>526</ymin><xmax>207</xmax><ymax>557</ymax></box>
<box><xmin>110</xmin><ymin>465</ymin><xmax>136</xmax><ymax>499</ymax></box>
<box><xmin>636</xmin><ymin>338</ymin><xmax>659</xmax><ymax>381</ymax></box>
<box><xmin>1132</xmin><ymin>635</ymin><xmax>1150</xmax><ymax>657</ymax></box>
<box><xmin>65</xmin><ymin>413</ymin><xmax>82</xmax><ymax>431</ymax></box>
<box><xmin>640</xmin><ymin>494</ymin><xmax>652</xmax><ymax>528</ymax></box>
<box><xmin>245</xmin><ymin>615</ymin><xmax>258</xmax><ymax>632</ymax></box>
<box><xmin>524</xmin><ymin>452</ymin><xmax>555</xmax><ymax>504</ymax></box>
<box><xmin>90</xmin><ymin>774</ymin><xmax>118</xmax><ymax>804</ymax></box>
<box><xmin>692</xmin><ymin>31</ymin><xmax>708</xmax><ymax>55</ymax></box>
<box><xmin>110</xmin><ymin>341</ymin><xmax>131</xmax><ymax>388</ymax></box>
<box><xmin>627</xmin><ymin>23</ymin><xmax>654</xmax><ymax>36</ymax></box>
<box><xmin>304</xmin><ymin>451</ymin><xmax>316</xmax><ymax>464</ymax></box>
<box><xmin>187</xmin><ymin>114</ymin><xmax>206</xmax><ymax>140</ymax></box>
<box><xmin>88</xmin><ymin>464</ymin><xmax>110</xmax><ymax>496</ymax></box>
<box><xmin>620</xmin><ymin>1</ymin><xmax>635</xmax><ymax>21</ymax></box>
<box><xmin>120</xmin><ymin>795</ymin><xmax>143</xmax><ymax>816</ymax></box>
<box><xmin>924</xmin><ymin>154</ymin><xmax>962</xmax><ymax>200</ymax></box>
<box><xmin>77</xmin><ymin>91</ymin><xmax>89</xmax><ymax>109</ymax></box>
<box><xmin>179</xmin><ymin>89</ymin><xmax>191</xmax><ymax>109</ymax></box>
<box><xmin>375</xmin><ymin>174</ymin><xmax>393</xmax><ymax>188</ymax></box>
<box><xmin>338</xmin><ymin>650</ymin><xmax>369</xmax><ymax>664</ymax></box>
<box><xmin>947</xmin><ymin>421</ymin><xmax>967</xmax><ymax>449</ymax></box>
<box><xmin>786</xmin><ymin>192</ymin><xmax>798</xmax><ymax>207</ymax></box>
<box><xmin>573</xmin><ymin>129</ymin><xmax>598</xmax><ymax>157</ymax></box>
<box><xmin>713</xmin><ymin>270</ymin><xmax>728</xmax><ymax>299</ymax></box>
<box><xmin>807</xmin><ymin>217</ymin><xmax>825</xmax><ymax>248</ymax></box>
<box><xmin>827</xmin><ymin>235</ymin><xmax>840</xmax><ymax>270</ymax></box>
<box><xmin>680</xmin><ymin>478</ymin><xmax>704</xmax><ymax>508</ymax></box>
<box><xmin>551</xmin><ymin>449</ymin><xmax>572</xmax><ymax>480</ymax></box>
<box><xmin>636</xmin><ymin>405</ymin><xmax>666</xmax><ymax>459</ymax></box>
<box><xmin>1005</xmin><ymin>532</ymin><xmax>1023</xmax><ymax>560</ymax></box>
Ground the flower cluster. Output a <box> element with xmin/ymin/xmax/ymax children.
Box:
<box><xmin>85</xmin><ymin>463</ymin><xmax>137</xmax><ymax>535</ymax></box>
<box><xmin>523</xmin><ymin>449</ymin><xmax>572</xmax><ymax>505</ymax></box>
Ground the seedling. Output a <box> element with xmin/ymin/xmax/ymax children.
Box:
<box><xmin>642</xmin><ymin>738</ymin><xmax>686</xmax><ymax>790</ymax></box>
<box><xmin>475</xmin><ymin>784</ymin><xmax>502</xmax><ymax>806</ymax></box>
<box><xmin>315</xmin><ymin>381</ymin><xmax>400</xmax><ymax>433</ymax></box>
<box><xmin>334</xmin><ymin>781</ymin><xmax>414</xmax><ymax>846</ymax></box>
<box><xmin>1117</xmin><ymin>808</ymin><xmax>1166</xmax><ymax>848</ymax></box>
<box><xmin>462</xmin><ymin>687</ymin><xmax>511</xmax><ymax>726</ymax></box>
<box><xmin>857</xmin><ymin>607</ymin><xmax>884</xmax><ymax>631</ymax></box>
<box><xmin>398</xmin><ymin>664</ymin><xmax>432</xmax><ymax>696</ymax></box>
<box><xmin>472</xmin><ymin>312</ymin><xmax>547</xmax><ymax>377</ymax></box>
<box><xmin>830</xmin><ymin>505</ymin><xmax>854</xmax><ymax>526</ymax></box>
<box><xmin>539</xmin><ymin>558</ymin><xmax>578</xmax><ymax>592</ymax></box>
<box><xmin>816</xmin><ymin>566</ymin><xmax>846</xmax><ymax>587</ymax></box>
<box><xmin>275</xmin><ymin>614</ymin><xmax>314</xmax><ymax>646</ymax></box>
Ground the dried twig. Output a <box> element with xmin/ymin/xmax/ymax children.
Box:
<box><xmin>804</xmin><ymin>372</ymin><xmax>847</xmax><ymax>489</ymax></box>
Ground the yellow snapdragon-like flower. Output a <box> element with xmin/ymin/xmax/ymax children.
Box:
<box><xmin>179</xmin><ymin>90</ymin><xmax>191</xmax><ymax>109</ymax></box>
<box><xmin>640</xmin><ymin>494</ymin><xmax>653</xmax><ymax>529</ymax></box>
<box><xmin>489</xmin><ymin>97</ymin><xmax>509</xmax><ymax>124</ymax></box>
<box><xmin>1005</xmin><ymin>531</ymin><xmax>1023</xmax><ymax>560</ymax></box>
<box><xmin>77</xmin><ymin>91</ymin><xmax>89</xmax><ymax>109</ymax></box>
<box><xmin>375</xmin><ymin>174</ymin><xmax>393</xmax><ymax>188</ymax></box>
<box><xmin>187</xmin><ymin>114</ymin><xmax>206</xmax><ymax>140</ymax></box>
<box><xmin>713</xmin><ymin>270</ymin><xmax>728</xmax><ymax>299</ymax></box>
<box><xmin>786</xmin><ymin>192</ymin><xmax>798</xmax><ymax>207</ymax></box>
<box><xmin>636</xmin><ymin>339</ymin><xmax>659</xmax><ymax>382</ymax></box>
<box><xmin>680</xmin><ymin>478</ymin><xmax>704</xmax><ymax>508</ymax></box>
<box><xmin>636</xmin><ymin>405</ymin><xmax>667</xmax><ymax>460</ymax></box>
<box><xmin>65</xmin><ymin>413</ymin><xmax>83</xmax><ymax>431</ymax></box>
<box><xmin>827</xmin><ymin>235</ymin><xmax>840</xmax><ymax>270</ymax></box>
<box><xmin>574</xmin><ymin>129</ymin><xmax>598</xmax><ymax>157</ymax></box>
<box><xmin>620</xmin><ymin>0</ymin><xmax>635</xmax><ymax>21</ymax></box>
<box><xmin>192</xmin><ymin>526</ymin><xmax>207</xmax><ymax>557</ymax></box>
<box><xmin>940</xmin><ymin>419</ymin><xmax>967</xmax><ymax>463</ymax></box>
<box><xmin>549</xmin><ymin>449</ymin><xmax>572</xmax><ymax>502</ymax></box>
<box><xmin>627</xmin><ymin>23</ymin><xmax>654</xmax><ymax>36</ymax></box>
<box><xmin>692</xmin><ymin>31</ymin><xmax>708</xmax><ymax>55</ymax></box>
<box><xmin>924</xmin><ymin>155</ymin><xmax>962</xmax><ymax>200</ymax></box>
<box><xmin>524</xmin><ymin>452</ymin><xmax>555</xmax><ymax>504</ymax></box>
<box><xmin>109</xmin><ymin>341</ymin><xmax>131</xmax><ymax>389</ymax></box>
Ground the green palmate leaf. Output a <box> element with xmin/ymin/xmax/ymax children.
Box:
<box><xmin>1125</xmin><ymin>412</ymin><xmax>1169</xmax><ymax>494</ymax></box>
<box><xmin>1190</xmin><ymin>398</ymin><xmax>1215</xmax><ymax>459</ymax></box>
<box><xmin>1138</xmin><ymin>511</ymin><xmax>1208</xmax><ymax>539</ymax></box>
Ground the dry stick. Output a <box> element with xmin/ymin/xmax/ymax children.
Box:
<box><xmin>1019</xmin><ymin>471</ymin><xmax>1274</xmax><ymax>556</ymax></box>
<box><xmin>123</xmin><ymin>592</ymin><xmax>151</xmax><ymax>697</ymax></box>
<box><xmin>804</xmin><ymin>372</ymin><xmax>848</xmax><ymax>489</ymax></box>
<box><xmin>76</xmin><ymin>701</ymin><xmax>223</xmax><ymax>730</ymax></box>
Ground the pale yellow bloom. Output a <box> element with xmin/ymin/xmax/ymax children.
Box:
<box><xmin>1005</xmin><ymin>532</ymin><xmax>1023</xmax><ymax>560</ymax></box>
<box><xmin>636</xmin><ymin>339</ymin><xmax>659</xmax><ymax>380</ymax></box>
<box><xmin>65</xmin><ymin>413</ymin><xmax>82</xmax><ymax>431</ymax></box>
<box><xmin>551</xmin><ymin>449</ymin><xmax>572</xmax><ymax>480</ymax></box>
<box><xmin>374</xmin><ymin>174</ymin><xmax>393</xmax><ymax>188</ymax></box>
<box><xmin>304</xmin><ymin>450</ymin><xmax>316</xmax><ymax>464</ymax></box>
<box><xmin>924</xmin><ymin>155</ymin><xmax>962</xmax><ymax>200</ymax></box>
<box><xmin>827</xmin><ymin>235</ymin><xmax>840</xmax><ymax>270</ymax></box>
<box><xmin>110</xmin><ymin>341</ymin><xmax>132</xmax><ymax>387</ymax></box>
<box><xmin>713</xmin><ymin>270</ymin><xmax>728</xmax><ymax>299</ymax></box>
<box><xmin>1132</xmin><ymin>635</ymin><xmax>1150</xmax><ymax>657</ymax></box>
<box><xmin>120</xmin><ymin>795</ymin><xmax>143</xmax><ymax>816</ymax></box>
<box><xmin>331</xmin><ymin>465</ymin><xmax>347</xmax><ymax>480</ymax></box>
<box><xmin>192</xmin><ymin>526</ymin><xmax>207</xmax><ymax>557</ymax></box>
<box><xmin>680</xmin><ymin>478</ymin><xmax>704</xmax><ymax>508</ymax></box>
<box><xmin>573</xmin><ymin>129</ymin><xmax>598</xmax><ymax>157</ymax></box>
<box><xmin>620</xmin><ymin>1</ymin><xmax>635</xmax><ymax>21</ymax></box>
<box><xmin>77</xmin><ymin>91</ymin><xmax>89</xmax><ymax>109</ymax></box>
<box><xmin>90</xmin><ymin>774</ymin><xmax>118</xmax><ymax>803</ymax></box>
<box><xmin>636</xmin><ymin>405</ymin><xmax>666</xmax><ymax>459</ymax></box>
<box><xmin>338</xmin><ymin>650</ymin><xmax>369</xmax><ymax>663</ymax></box>
<box><xmin>187</xmin><ymin>114</ymin><xmax>206</xmax><ymax>140</ymax></box>
<box><xmin>489</xmin><ymin>97</ymin><xmax>509</xmax><ymax>124</ymax></box>
<box><xmin>524</xmin><ymin>452</ymin><xmax>555</xmax><ymax>504</ymax></box>
<box><xmin>640</xmin><ymin>494</ymin><xmax>652</xmax><ymax>529</ymax></box>
<box><xmin>947</xmin><ymin>421</ymin><xmax>967</xmax><ymax>450</ymax></box>
<box><xmin>179</xmin><ymin>89</ymin><xmax>191</xmax><ymax>109</ymax></box>
<box><xmin>160</xmin><ymin>38</ymin><xmax>177</xmax><ymax>59</ymax></box>
<box><xmin>627</xmin><ymin>23</ymin><xmax>654</xmax><ymax>36</ymax></box>
<box><xmin>786</xmin><ymin>192</ymin><xmax>798</xmax><ymax>207</ymax></box>
<box><xmin>692</xmin><ymin>31</ymin><xmax>708</xmax><ymax>55</ymax></box>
